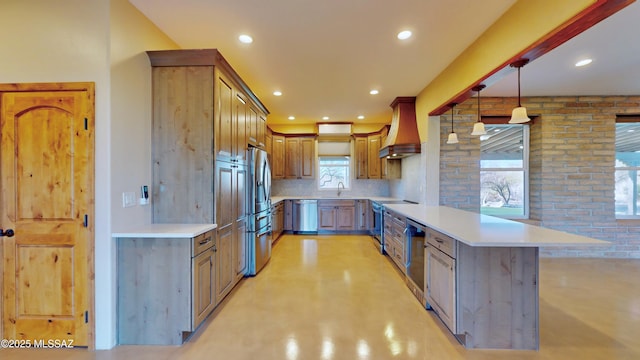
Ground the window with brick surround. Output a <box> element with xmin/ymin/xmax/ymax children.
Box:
<box><xmin>480</xmin><ymin>122</ymin><xmax>529</xmax><ymax>219</ymax></box>
<box><xmin>615</xmin><ymin>116</ymin><xmax>640</xmax><ymax>218</ymax></box>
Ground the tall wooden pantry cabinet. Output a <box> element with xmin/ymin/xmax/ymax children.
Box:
<box><xmin>147</xmin><ymin>49</ymin><xmax>269</xmax><ymax>305</ymax></box>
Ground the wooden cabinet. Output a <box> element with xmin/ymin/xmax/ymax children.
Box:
<box><xmin>425</xmin><ymin>228</ymin><xmax>457</xmax><ymax>333</ymax></box>
<box><xmin>272</xmin><ymin>134</ymin><xmax>285</xmax><ymax>179</ymax></box>
<box><xmin>216</xmin><ymin>223</ymin><xmax>234</xmax><ymax>300</ymax></box>
<box><xmin>148</xmin><ymin>49</ymin><xmax>268</xmax><ymax>223</ymax></box>
<box><xmin>384</xmin><ymin>210</ymin><xmax>406</xmax><ymax>272</ymax></box>
<box><xmin>117</xmin><ymin>230</ymin><xmax>216</xmax><ymax>345</ymax></box>
<box><xmin>284</xmin><ymin>136</ymin><xmax>315</xmax><ymax>179</ymax></box>
<box><xmin>283</xmin><ymin>199</ymin><xmax>293</xmax><ymax>231</ymax></box>
<box><xmin>318</xmin><ymin>200</ymin><xmax>355</xmax><ymax>231</ymax></box>
<box><xmin>354</xmin><ymin>136</ymin><xmax>368</xmax><ymax>179</ymax></box>
<box><xmin>271</xmin><ymin>201</ymin><xmax>285</xmax><ymax>241</ymax></box>
<box><xmin>367</xmin><ymin>134</ymin><xmax>382</xmax><ymax>179</ymax></box>
<box><xmin>146</xmin><ymin>49</ymin><xmax>266</xmax><ymax>341</ymax></box>
<box><xmin>353</xmin><ymin>129</ymin><xmax>391</xmax><ymax>179</ymax></box>
<box><xmin>355</xmin><ymin>199</ymin><xmax>369</xmax><ymax>231</ymax></box>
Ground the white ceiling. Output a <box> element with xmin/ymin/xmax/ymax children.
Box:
<box><xmin>129</xmin><ymin>0</ymin><xmax>640</xmax><ymax>125</ymax></box>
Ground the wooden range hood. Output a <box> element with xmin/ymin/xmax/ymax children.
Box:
<box><xmin>379</xmin><ymin>96</ymin><xmax>421</xmax><ymax>159</ymax></box>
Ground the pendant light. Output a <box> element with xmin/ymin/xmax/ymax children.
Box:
<box><xmin>446</xmin><ymin>103</ymin><xmax>458</xmax><ymax>144</ymax></box>
<box><xmin>470</xmin><ymin>84</ymin><xmax>486</xmax><ymax>136</ymax></box>
<box><xmin>509</xmin><ymin>59</ymin><xmax>531</xmax><ymax>124</ymax></box>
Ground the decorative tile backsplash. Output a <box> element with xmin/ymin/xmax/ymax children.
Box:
<box><xmin>272</xmin><ymin>179</ymin><xmax>390</xmax><ymax>197</ymax></box>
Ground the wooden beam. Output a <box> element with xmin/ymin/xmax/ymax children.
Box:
<box><xmin>430</xmin><ymin>0</ymin><xmax>635</xmax><ymax>116</ymax></box>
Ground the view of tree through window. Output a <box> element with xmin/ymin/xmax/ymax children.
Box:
<box><xmin>318</xmin><ymin>156</ymin><xmax>350</xmax><ymax>189</ymax></box>
<box><xmin>480</xmin><ymin>124</ymin><xmax>528</xmax><ymax>218</ymax></box>
<box><xmin>615</xmin><ymin>121</ymin><xmax>640</xmax><ymax>218</ymax></box>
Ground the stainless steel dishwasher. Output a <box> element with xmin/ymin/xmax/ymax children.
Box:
<box><xmin>293</xmin><ymin>200</ymin><xmax>318</xmax><ymax>233</ymax></box>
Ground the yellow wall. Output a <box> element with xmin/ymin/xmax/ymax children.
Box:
<box><xmin>415</xmin><ymin>0</ymin><xmax>597</xmax><ymax>141</ymax></box>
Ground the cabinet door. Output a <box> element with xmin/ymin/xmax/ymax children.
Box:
<box><xmin>215</xmin><ymin>71</ymin><xmax>234</xmax><ymax>161</ymax></box>
<box><xmin>234</xmin><ymin>218</ymin><xmax>247</xmax><ymax>281</ymax></box>
<box><xmin>272</xmin><ymin>135</ymin><xmax>285</xmax><ymax>179</ymax></box>
<box><xmin>318</xmin><ymin>206</ymin><xmax>337</xmax><ymax>230</ymax></box>
<box><xmin>426</xmin><ymin>246</ymin><xmax>456</xmax><ymax>332</ymax></box>
<box><xmin>257</xmin><ymin>113</ymin><xmax>267</xmax><ymax>149</ymax></box>
<box><xmin>354</xmin><ymin>136</ymin><xmax>368</xmax><ymax>179</ymax></box>
<box><xmin>285</xmin><ymin>138</ymin><xmax>300</xmax><ymax>179</ymax></box>
<box><xmin>216</xmin><ymin>163</ymin><xmax>234</xmax><ymax>226</ymax></box>
<box><xmin>152</xmin><ymin>66</ymin><xmax>214</xmax><ymax>223</ymax></box>
<box><xmin>300</xmin><ymin>137</ymin><xmax>315</xmax><ymax>179</ymax></box>
<box><xmin>216</xmin><ymin>224</ymin><xmax>234</xmax><ymax>300</ymax></box>
<box><xmin>284</xmin><ymin>199</ymin><xmax>293</xmax><ymax>231</ymax></box>
<box><xmin>234</xmin><ymin>92</ymin><xmax>247</xmax><ymax>163</ymax></box>
<box><xmin>367</xmin><ymin>134</ymin><xmax>381</xmax><ymax>179</ymax></box>
<box><xmin>234</xmin><ymin>165</ymin><xmax>247</xmax><ymax>220</ymax></box>
<box><xmin>356</xmin><ymin>200</ymin><xmax>369</xmax><ymax>230</ymax></box>
<box><xmin>193</xmin><ymin>247</ymin><xmax>216</xmax><ymax>329</ymax></box>
<box><xmin>336</xmin><ymin>206</ymin><xmax>356</xmax><ymax>230</ymax></box>
<box><xmin>247</xmin><ymin>105</ymin><xmax>258</xmax><ymax>146</ymax></box>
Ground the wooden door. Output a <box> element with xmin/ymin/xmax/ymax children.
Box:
<box><xmin>234</xmin><ymin>218</ymin><xmax>247</xmax><ymax>281</ymax></box>
<box><xmin>247</xmin><ymin>105</ymin><xmax>258</xmax><ymax>146</ymax></box>
<box><xmin>272</xmin><ymin>135</ymin><xmax>285</xmax><ymax>179</ymax></box>
<box><xmin>216</xmin><ymin>224</ymin><xmax>234</xmax><ymax>300</ymax></box>
<box><xmin>336</xmin><ymin>206</ymin><xmax>356</xmax><ymax>230</ymax></box>
<box><xmin>215</xmin><ymin>71</ymin><xmax>234</xmax><ymax>161</ymax></box>
<box><xmin>300</xmin><ymin>137</ymin><xmax>315</xmax><ymax>179</ymax></box>
<box><xmin>367</xmin><ymin>134</ymin><xmax>381</xmax><ymax>179</ymax></box>
<box><xmin>233</xmin><ymin>92</ymin><xmax>247</xmax><ymax>164</ymax></box>
<box><xmin>317</xmin><ymin>206</ymin><xmax>337</xmax><ymax>230</ymax></box>
<box><xmin>0</xmin><ymin>83</ymin><xmax>94</xmax><ymax>346</ymax></box>
<box><xmin>192</xmin><ymin>247</ymin><xmax>216</xmax><ymax>328</ymax></box>
<box><xmin>284</xmin><ymin>138</ymin><xmax>300</xmax><ymax>179</ymax></box>
<box><xmin>354</xmin><ymin>136</ymin><xmax>368</xmax><ymax>179</ymax></box>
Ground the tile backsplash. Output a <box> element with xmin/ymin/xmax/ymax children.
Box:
<box><xmin>272</xmin><ymin>179</ymin><xmax>390</xmax><ymax>197</ymax></box>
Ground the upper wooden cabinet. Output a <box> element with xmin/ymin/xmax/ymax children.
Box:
<box><xmin>148</xmin><ymin>49</ymin><xmax>269</xmax><ymax>223</ymax></box>
<box><xmin>284</xmin><ymin>136</ymin><xmax>315</xmax><ymax>179</ymax></box>
<box><xmin>272</xmin><ymin>134</ymin><xmax>285</xmax><ymax>179</ymax></box>
<box><xmin>353</xmin><ymin>127</ymin><xmax>399</xmax><ymax>179</ymax></box>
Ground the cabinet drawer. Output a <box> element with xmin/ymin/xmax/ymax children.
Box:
<box><xmin>192</xmin><ymin>230</ymin><xmax>215</xmax><ymax>256</ymax></box>
<box><xmin>318</xmin><ymin>199</ymin><xmax>355</xmax><ymax>207</ymax></box>
<box><xmin>426</xmin><ymin>228</ymin><xmax>456</xmax><ymax>258</ymax></box>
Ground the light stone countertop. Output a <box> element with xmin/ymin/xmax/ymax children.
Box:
<box><xmin>271</xmin><ymin>196</ymin><xmax>401</xmax><ymax>205</ymax></box>
<box><xmin>112</xmin><ymin>223</ymin><xmax>217</xmax><ymax>238</ymax></box>
<box><xmin>384</xmin><ymin>204</ymin><xmax>611</xmax><ymax>248</ymax></box>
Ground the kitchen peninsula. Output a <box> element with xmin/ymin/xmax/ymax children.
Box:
<box><xmin>383</xmin><ymin>203</ymin><xmax>609</xmax><ymax>350</ymax></box>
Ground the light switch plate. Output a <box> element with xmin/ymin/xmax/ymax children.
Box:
<box><xmin>122</xmin><ymin>192</ymin><xmax>136</xmax><ymax>208</ymax></box>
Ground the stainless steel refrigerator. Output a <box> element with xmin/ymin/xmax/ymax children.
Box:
<box><xmin>247</xmin><ymin>147</ymin><xmax>272</xmax><ymax>275</ymax></box>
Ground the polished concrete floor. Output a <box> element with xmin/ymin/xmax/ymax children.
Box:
<box><xmin>3</xmin><ymin>234</ymin><xmax>640</xmax><ymax>359</ymax></box>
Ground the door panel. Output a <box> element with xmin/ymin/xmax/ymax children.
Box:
<box><xmin>1</xmin><ymin>84</ymin><xmax>94</xmax><ymax>346</ymax></box>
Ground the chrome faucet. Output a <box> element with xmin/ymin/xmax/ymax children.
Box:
<box><xmin>337</xmin><ymin>181</ymin><xmax>345</xmax><ymax>197</ymax></box>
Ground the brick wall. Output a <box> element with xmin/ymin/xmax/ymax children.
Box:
<box><xmin>440</xmin><ymin>95</ymin><xmax>640</xmax><ymax>258</ymax></box>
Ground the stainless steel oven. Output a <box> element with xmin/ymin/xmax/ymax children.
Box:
<box><xmin>370</xmin><ymin>200</ymin><xmax>418</xmax><ymax>254</ymax></box>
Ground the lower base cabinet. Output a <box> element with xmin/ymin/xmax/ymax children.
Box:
<box><xmin>117</xmin><ymin>230</ymin><xmax>217</xmax><ymax>345</ymax></box>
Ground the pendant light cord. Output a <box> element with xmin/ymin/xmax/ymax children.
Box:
<box><xmin>517</xmin><ymin>66</ymin><xmax>522</xmax><ymax>107</ymax></box>
<box><xmin>450</xmin><ymin>104</ymin><xmax>455</xmax><ymax>133</ymax></box>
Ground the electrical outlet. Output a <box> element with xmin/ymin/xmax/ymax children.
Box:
<box><xmin>122</xmin><ymin>192</ymin><xmax>136</xmax><ymax>208</ymax></box>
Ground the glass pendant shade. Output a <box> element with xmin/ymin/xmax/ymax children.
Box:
<box><xmin>471</xmin><ymin>121</ymin><xmax>486</xmax><ymax>135</ymax></box>
<box><xmin>509</xmin><ymin>106</ymin><xmax>530</xmax><ymax>124</ymax></box>
<box><xmin>446</xmin><ymin>132</ymin><xmax>459</xmax><ymax>144</ymax></box>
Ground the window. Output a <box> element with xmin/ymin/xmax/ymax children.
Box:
<box><xmin>615</xmin><ymin>119</ymin><xmax>640</xmax><ymax>218</ymax></box>
<box><xmin>480</xmin><ymin>124</ymin><xmax>529</xmax><ymax>218</ymax></box>
<box><xmin>318</xmin><ymin>156</ymin><xmax>350</xmax><ymax>189</ymax></box>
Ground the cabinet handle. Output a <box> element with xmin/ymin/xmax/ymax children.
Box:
<box><xmin>213</xmin><ymin>244</ymin><xmax>217</xmax><ymax>252</ymax></box>
<box><xmin>435</xmin><ymin>237</ymin><xmax>444</xmax><ymax>243</ymax></box>
<box><xmin>199</xmin><ymin>237</ymin><xmax>211</xmax><ymax>246</ymax></box>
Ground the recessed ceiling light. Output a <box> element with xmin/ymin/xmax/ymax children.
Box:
<box><xmin>238</xmin><ymin>34</ymin><xmax>253</xmax><ymax>44</ymax></box>
<box><xmin>369</xmin><ymin>89</ymin><xmax>379</xmax><ymax>95</ymax></box>
<box><xmin>357</xmin><ymin>115</ymin><xmax>365</xmax><ymax>120</ymax></box>
<box><xmin>397</xmin><ymin>30</ymin><xmax>412</xmax><ymax>40</ymax></box>
<box><xmin>273</xmin><ymin>91</ymin><xmax>282</xmax><ymax>96</ymax></box>
<box><xmin>322</xmin><ymin>116</ymin><xmax>330</xmax><ymax>120</ymax></box>
<box><xmin>575</xmin><ymin>58</ymin><xmax>592</xmax><ymax>67</ymax></box>
<box><xmin>288</xmin><ymin>116</ymin><xmax>295</xmax><ymax>120</ymax></box>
